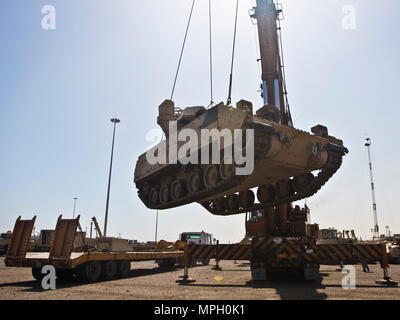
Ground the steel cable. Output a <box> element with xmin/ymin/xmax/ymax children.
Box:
<box><xmin>170</xmin><ymin>0</ymin><xmax>196</xmax><ymax>100</ymax></box>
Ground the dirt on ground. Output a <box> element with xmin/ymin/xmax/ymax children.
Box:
<box><xmin>0</xmin><ymin>258</ymin><xmax>399</xmax><ymax>300</ymax></box>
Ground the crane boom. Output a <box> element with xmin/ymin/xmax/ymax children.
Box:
<box><xmin>91</xmin><ymin>217</ymin><xmax>103</xmax><ymax>238</ymax></box>
<box><xmin>365</xmin><ymin>139</ymin><xmax>379</xmax><ymax>239</ymax></box>
<box><xmin>254</xmin><ymin>0</ymin><xmax>289</xmax><ymax>125</ymax></box>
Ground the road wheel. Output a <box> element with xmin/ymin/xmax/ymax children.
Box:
<box><xmin>188</xmin><ymin>172</ymin><xmax>203</xmax><ymax>195</ymax></box>
<box><xmin>78</xmin><ymin>261</ymin><xmax>102</xmax><ymax>283</ymax></box>
<box><xmin>102</xmin><ymin>261</ymin><xmax>118</xmax><ymax>280</ymax></box>
<box><xmin>219</xmin><ymin>160</ymin><xmax>235</xmax><ymax>181</ymax></box>
<box><xmin>171</xmin><ymin>179</ymin><xmax>186</xmax><ymax>201</ymax></box>
<box><xmin>148</xmin><ymin>188</ymin><xmax>159</xmax><ymax>206</ymax></box>
<box><xmin>140</xmin><ymin>181</ymin><xmax>150</xmax><ymax>198</ymax></box>
<box><xmin>32</xmin><ymin>267</ymin><xmax>44</xmax><ymax>282</ymax></box>
<box><xmin>239</xmin><ymin>190</ymin><xmax>255</xmax><ymax>208</ymax></box>
<box><xmin>257</xmin><ymin>184</ymin><xmax>275</xmax><ymax>203</ymax></box>
<box><xmin>275</xmin><ymin>179</ymin><xmax>294</xmax><ymax>199</ymax></box>
<box><xmin>204</xmin><ymin>165</ymin><xmax>218</xmax><ymax>189</ymax></box>
<box><xmin>159</xmin><ymin>185</ymin><xmax>171</xmax><ymax>204</ymax></box>
<box><xmin>117</xmin><ymin>261</ymin><xmax>131</xmax><ymax>277</ymax></box>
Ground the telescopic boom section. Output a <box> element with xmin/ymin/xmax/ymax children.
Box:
<box><xmin>255</xmin><ymin>0</ymin><xmax>288</xmax><ymax>125</ymax></box>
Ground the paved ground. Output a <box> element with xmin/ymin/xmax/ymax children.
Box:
<box><xmin>0</xmin><ymin>258</ymin><xmax>399</xmax><ymax>300</ymax></box>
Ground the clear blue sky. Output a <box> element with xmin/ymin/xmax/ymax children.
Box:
<box><xmin>0</xmin><ymin>0</ymin><xmax>399</xmax><ymax>242</ymax></box>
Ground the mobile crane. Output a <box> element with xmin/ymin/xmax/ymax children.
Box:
<box><xmin>176</xmin><ymin>0</ymin><xmax>395</xmax><ymax>286</ymax></box>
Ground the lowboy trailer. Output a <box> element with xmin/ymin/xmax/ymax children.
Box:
<box><xmin>4</xmin><ymin>216</ymin><xmax>183</xmax><ymax>283</ymax></box>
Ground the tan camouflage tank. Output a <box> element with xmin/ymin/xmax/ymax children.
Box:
<box><xmin>134</xmin><ymin>100</ymin><xmax>347</xmax><ymax>216</ymax></box>
<box><xmin>134</xmin><ymin>0</ymin><xmax>348</xmax><ymax>216</ymax></box>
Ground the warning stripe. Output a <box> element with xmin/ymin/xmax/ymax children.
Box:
<box><xmin>353</xmin><ymin>245</ymin><xmax>371</xmax><ymax>260</ymax></box>
<box><xmin>255</xmin><ymin>237</ymin><xmax>274</xmax><ymax>251</ymax></box>
<box><xmin>229</xmin><ymin>245</ymin><xmax>244</xmax><ymax>259</ymax></box>
<box><xmin>242</xmin><ymin>247</ymin><xmax>252</xmax><ymax>260</ymax></box>
<box><xmin>198</xmin><ymin>246</ymin><xmax>215</xmax><ymax>259</ymax></box>
<box><xmin>188</xmin><ymin>244</ymin><xmax>251</xmax><ymax>261</ymax></box>
<box><xmin>268</xmin><ymin>242</ymin><xmax>302</xmax><ymax>268</ymax></box>
<box><xmin>191</xmin><ymin>245</ymin><xmax>208</xmax><ymax>257</ymax></box>
<box><xmin>277</xmin><ymin>242</ymin><xmax>299</xmax><ymax>256</ymax></box>
<box><xmin>272</xmin><ymin>246</ymin><xmax>301</xmax><ymax>268</ymax></box>
<box><xmin>324</xmin><ymin>245</ymin><xmax>345</xmax><ymax>261</ymax></box>
<box><xmin>317</xmin><ymin>244</ymin><xmax>385</xmax><ymax>264</ymax></box>
<box><xmin>185</xmin><ymin>241</ymin><xmax>387</xmax><ymax>266</ymax></box>
<box><xmin>302</xmin><ymin>242</ymin><xmax>320</xmax><ymax>263</ymax></box>
<box><xmin>218</xmin><ymin>245</ymin><xmax>234</xmax><ymax>259</ymax></box>
<box><xmin>188</xmin><ymin>245</ymin><xmax>214</xmax><ymax>259</ymax></box>
<box><xmin>362</xmin><ymin>245</ymin><xmax>382</xmax><ymax>259</ymax></box>
<box><xmin>318</xmin><ymin>245</ymin><xmax>338</xmax><ymax>261</ymax></box>
<box><xmin>233</xmin><ymin>245</ymin><xmax>251</xmax><ymax>260</ymax></box>
<box><xmin>219</xmin><ymin>244</ymin><xmax>250</xmax><ymax>260</ymax></box>
<box><xmin>278</xmin><ymin>245</ymin><xmax>300</xmax><ymax>259</ymax></box>
<box><xmin>302</xmin><ymin>252</ymin><xmax>319</xmax><ymax>263</ymax></box>
<box><xmin>232</xmin><ymin>245</ymin><xmax>250</xmax><ymax>260</ymax></box>
<box><xmin>329</xmin><ymin>245</ymin><xmax>353</xmax><ymax>261</ymax></box>
<box><xmin>218</xmin><ymin>245</ymin><xmax>235</xmax><ymax>259</ymax></box>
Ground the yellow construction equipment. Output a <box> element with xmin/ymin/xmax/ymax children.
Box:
<box><xmin>4</xmin><ymin>216</ymin><xmax>183</xmax><ymax>283</ymax></box>
<box><xmin>91</xmin><ymin>217</ymin><xmax>103</xmax><ymax>238</ymax></box>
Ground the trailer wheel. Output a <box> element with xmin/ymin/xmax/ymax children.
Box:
<box><xmin>56</xmin><ymin>269</ymin><xmax>75</xmax><ymax>282</ymax></box>
<box><xmin>32</xmin><ymin>267</ymin><xmax>44</xmax><ymax>282</ymax></box>
<box><xmin>157</xmin><ymin>258</ymin><xmax>176</xmax><ymax>268</ymax></box>
<box><xmin>78</xmin><ymin>261</ymin><xmax>102</xmax><ymax>283</ymax></box>
<box><xmin>102</xmin><ymin>261</ymin><xmax>118</xmax><ymax>280</ymax></box>
<box><xmin>117</xmin><ymin>261</ymin><xmax>131</xmax><ymax>277</ymax></box>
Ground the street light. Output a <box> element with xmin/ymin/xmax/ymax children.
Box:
<box><xmin>72</xmin><ymin>197</ymin><xmax>78</xmax><ymax>219</ymax></box>
<box><xmin>104</xmin><ymin>118</ymin><xmax>121</xmax><ymax>237</ymax></box>
<box><xmin>155</xmin><ymin>210</ymin><xmax>159</xmax><ymax>243</ymax></box>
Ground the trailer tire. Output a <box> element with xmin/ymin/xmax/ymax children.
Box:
<box><xmin>78</xmin><ymin>261</ymin><xmax>102</xmax><ymax>283</ymax></box>
<box><xmin>117</xmin><ymin>261</ymin><xmax>131</xmax><ymax>277</ymax></box>
<box><xmin>56</xmin><ymin>269</ymin><xmax>75</xmax><ymax>282</ymax></box>
<box><xmin>32</xmin><ymin>267</ymin><xmax>44</xmax><ymax>282</ymax></box>
<box><xmin>102</xmin><ymin>261</ymin><xmax>118</xmax><ymax>280</ymax></box>
<box><xmin>157</xmin><ymin>258</ymin><xmax>176</xmax><ymax>268</ymax></box>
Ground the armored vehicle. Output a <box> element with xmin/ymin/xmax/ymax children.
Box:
<box><xmin>134</xmin><ymin>0</ymin><xmax>348</xmax><ymax>216</ymax></box>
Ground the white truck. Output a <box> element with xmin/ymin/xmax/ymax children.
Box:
<box><xmin>179</xmin><ymin>231</ymin><xmax>216</xmax><ymax>266</ymax></box>
<box><xmin>156</xmin><ymin>231</ymin><xmax>216</xmax><ymax>268</ymax></box>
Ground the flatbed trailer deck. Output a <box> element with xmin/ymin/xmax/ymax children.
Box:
<box><xmin>4</xmin><ymin>216</ymin><xmax>183</xmax><ymax>283</ymax></box>
<box><xmin>6</xmin><ymin>251</ymin><xmax>183</xmax><ymax>269</ymax></box>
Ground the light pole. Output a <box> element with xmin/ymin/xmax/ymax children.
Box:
<box><xmin>365</xmin><ymin>138</ymin><xmax>379</xmax><ymax>240</ymax></box>
<box><xmin>104</xmin><ymin>118</ymin><xmax>120</xmax><ymax>237</ymax></box>
<box><xmin>72</xmin><ymin>197</ymin><xmax>78</xmax><ymax>219</ymax></box>
<box><xmin>155</xmin><ymin>210</ymin><xmax>159</xmax><ymax>243</ymax></box>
